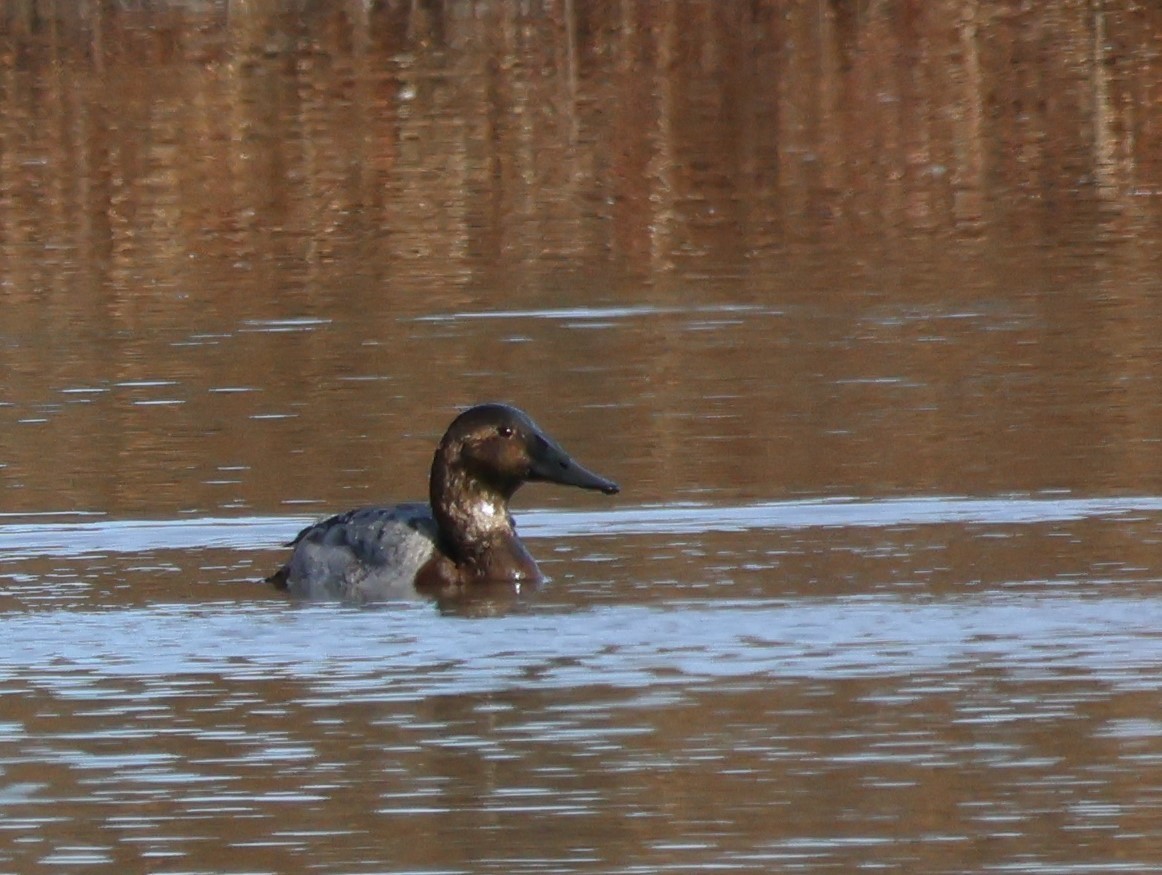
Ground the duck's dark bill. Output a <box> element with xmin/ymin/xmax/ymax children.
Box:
<box><xmin>530</xmin><ymin>445</ymin><xmax>620</xmax><ymax>494</ymax></box>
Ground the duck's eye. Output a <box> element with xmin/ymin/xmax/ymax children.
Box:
<box><xmin>497</xmin><ymin>425</ymin><xmax>515</xmax><ymax>439</ymax></box>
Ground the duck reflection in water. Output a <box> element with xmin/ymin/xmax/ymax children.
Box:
<box><xmin>266</xmin><ymin>403</ymin><xmax>619</xmax><ymax>609</ymax></box>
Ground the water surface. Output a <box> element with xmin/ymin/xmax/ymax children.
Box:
<box><xmin>2</xmin><ymin>2</ymin><xmax>1162</xmax><ymax>873</ymax></box>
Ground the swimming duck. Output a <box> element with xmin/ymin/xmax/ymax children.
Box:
<box><xmin>266</xmin><ymin>403</ymin><xmax>619</xmax><ymax>601</ymax></box>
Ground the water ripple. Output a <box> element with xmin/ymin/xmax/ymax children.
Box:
<box><xmin>1</xmin><ymin>494</ymin><xmax>1160</xmax><ymax>558</ymax></box>
<box><xmin>0</xmin><ymin>595</ymin><xmax>1157</xmax><ymax>696</ymax></box>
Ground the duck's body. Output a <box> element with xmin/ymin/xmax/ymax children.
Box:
<box><xmin>267</xmin><ymin>503</ymin><xmax>440</xmax><ymax>601</ymax></box>
<box><xmin>266</xmin><ymin>403</ymin><xmax>619</xmax><ymax>602</ymax></box>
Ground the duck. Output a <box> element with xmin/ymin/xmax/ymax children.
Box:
<box><xmin>266</xmin><ymin>403</ymin><xmax>619</xmax><ymax>602</ymax></box>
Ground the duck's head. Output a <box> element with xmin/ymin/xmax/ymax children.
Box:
<box><xmin>432</xmin><ymin>403</ymin><xmax>620</xmax><ymax>503</ymax></box>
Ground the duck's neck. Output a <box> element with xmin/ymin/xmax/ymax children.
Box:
<box><xmin>430</xmin><ymin>460</ymin><xmax>539</xmax><ymax>581</ymax></box>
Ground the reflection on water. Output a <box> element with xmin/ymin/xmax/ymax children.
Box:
<box><xmin>2</xmin><ymin>1</ymin><xmax>1162</xmax><ymax>872</ymax></box>
<box><xmin>5</xmin><ymin>493</ymin><xmax>1162</xmax><ymax>557</ymax></box>
<box><xmin>2</xmin><ymin>0</ymin><xmax>1162</xmax><ymax>514</ymax></box>
<box><xmin>1</xmin><ymin>498</ymin><xmax>1161</xmax><ymax>871</ymax></box>
<box><xmin>2</xmin><ymin>593</ymin><xmax>1160</xmax><ymax>689</ymax></box>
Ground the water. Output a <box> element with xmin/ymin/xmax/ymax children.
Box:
<box><xmin>2</xmin><ymin>1</ymin><xmax>1162</xmax><ymax>872</ymax></box>
<box><xmin>2</xmin><ymin>498</ymin><xmax>1160</xmax><ymax>872</ymax></box>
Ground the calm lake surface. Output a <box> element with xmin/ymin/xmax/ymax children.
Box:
<box><xmin>2</xmin><ymin>2</ymin><xmax>1162</xmax><ymax>872</ymax></box>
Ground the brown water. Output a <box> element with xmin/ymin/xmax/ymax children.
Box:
<box><xmin>2</xmin><ymin>1</ymin><xmax>1162</xmax><ymax>872</ymax></box>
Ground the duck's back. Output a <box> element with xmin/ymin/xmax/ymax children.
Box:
<box><xmin>270</xmin><ymin>503</ymin><xmax>439</xmax><ymax>601</ymax></box>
